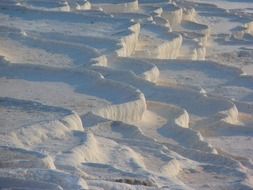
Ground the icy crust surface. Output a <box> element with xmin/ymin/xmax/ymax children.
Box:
<box><xmin>0</xmin><ymin>0</ymin><xmax>253</xmax><ymax>190</ymax></box>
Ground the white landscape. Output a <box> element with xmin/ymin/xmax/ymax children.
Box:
<box><xmin>0</xmin><ymin>0</ymin><xmax>253</xmax><ymax>189</ymax></box>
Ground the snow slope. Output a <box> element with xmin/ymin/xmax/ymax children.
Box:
<box><xmin>0</xmin><ymin>0</ymin><xmax>253</xmax><ymax>189</ymax></box>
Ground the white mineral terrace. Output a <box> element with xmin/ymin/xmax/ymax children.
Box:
<box><xmin>0</xmin><ymin>0</ymin><xmax>253</xmax><ymax>189</ymax></box>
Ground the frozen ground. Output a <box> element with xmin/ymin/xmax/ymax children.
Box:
<box><xmin>0</xmin><ymin>0</ymin><xmax>253</xmax><ymax>189</ymax></box>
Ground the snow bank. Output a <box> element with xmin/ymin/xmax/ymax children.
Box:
<box><xmin>193</xmin><ymin>45</ymin><xmax>206</xmax><ymax>60</ymax></box>
<box><xmin>115</xmin><ymin>22</ymin><xmax>140</xmax><ymax>57</ymax></box>
<box><xmin>92</xmin><ymin>90</ymin><xmax>146</xmax><ymax>122</ymax></box>
<box><xmin>56</xmin><ymin>132</ymin><xmax>146</xmax><ymax>172</ymax></box>
<box><xmin>162</xmin><ymin>4</ymin><xmax>183</xmax><ymax>26</ymax></box>
<box><xmin>1</xmin><ymin>0</ymin><xmax>252</xmax><ymax>189</ymax></box>
<box><xmin>161</xmin><ymin>159</ymin><xmax>181</xmax><ymax>177</ymax></box>
<box><xmin>153</xmin><ymin>16</ymin><xmax>171</xmax><ymax>28</ymax></box>
<box><xmin>135</xmin><ymin>24</ymin><xmax>182</xmax><ymax>59</ymax></box>
<box><xmin>0</xmin><ymin>169</ymin><xmax>88</xmax><ymax>190</ymax></box>
<box><xmin>168</xmin><ymin>124</ymin><xmax>217</xmax><ymax>153</ymax></box>
<box><xmin>78</xmin><ymin>66</ymin><xmax>148</xmax><ymax>122</ymax></box>
<box><xmin>140</xmin><ymin>64</ymin><xmax>160</xmax><ymax>82</ymax></box>
<box><xmin>0</xmin><ymin>146</ymin><xmax>55</xmax><ymax>170</ymax></box>
<box><xmin>174</xmin><ymin>109</ymin><xmax>189</xmax><ymax>128</ymax></box>
<box><xmin>147</xmin><ymin>101</ymin><xmax>216</xmax><ymax>153</ymax></box>
<box><xmin>75</xmin><ymin>0</ymin><xmax>91</xmax><ymax>10</ymax></box>
<box><xmin>109</xmin><ymin>57</ymin><xmax>160</xmax><ymax>82</ymax></box>
<box><xmin>6</xmin><ymin>112</ymin><xmax>83</xmax><ymax>148</ymax></box>
<box><xmin>91</xmin><ymin>0</ymin><xmax>139</xmax><ymax>12</ymax></box>
<box><xmin>90</xmin><ymin>54</ymin><xmax>108</xmax><ymax>66</ymax></box>
<box><xmin>220</xmin><ymin>103</ymin><xmax>239</xmax><ymax>124</ymax></box>
<box><xmin>181</xmin><ymin>21</ymin><xmax>210</xmax><ymax>37</ymax></box>
<box><xmin>156</xmin><ymin>33</ymin><xmax>183</xmax><ymax>59</ymax></box>
<box><xmin>59</xmin><ymin>112</ymin><xmax>84</xmax><ymax>131</ymax></box>
<box><xmin>56</xmin><ymin>132</ymin><xmax>104</xmax><ymax>166</ymax></box>
<box><xmin>182</xmin><ymin>8</ymin><xmax>197</xmax><ymax>22</ymax></box>
<box><xmin>0</xmin><ymin>61</ymin><xmax>147</xmax><ymax>123</ymax></box>
<box><xmin>180</xmin><ymin>40</ymin><xmax>207</xmax><ymax>60</ymax></box>
<box><xmin>2</xmin><ymin>30</ymin><xmax>108</xmax><ymax>68</ymax></box>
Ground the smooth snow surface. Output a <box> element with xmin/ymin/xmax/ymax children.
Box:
<box><xmin>0</xmin><ymin>0</ymin><xmax>253</xmax><ymax>189</ymax></box>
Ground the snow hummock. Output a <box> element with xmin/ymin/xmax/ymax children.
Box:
<box><xmin>0</xmin><ymin>0</ymin><xmax>253</xmax><ymax>189</ymax></box>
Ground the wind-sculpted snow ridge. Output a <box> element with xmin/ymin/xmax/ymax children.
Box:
<box><xmin>90</xmin><ymin>0</ymin><xmax>139</xmax><ymax>13</ymax></box>
<box><xmin>162</xmin><ymin>3</ymin><xmax>183</xmax><ymax>27</ymax></box>
<box><xmin>132</xmin><ymin>23</ymin><xmax>182</xmax><ymax>59</ymax></box>
<box><xmin>1</xmin><ymin>0</ymin><xmax>253</xmax><ymax>189</ymax></box>
<box><xmin>107</xmin><ymin>57</ymin><xmax>160</xmax><ymax>82</ymax></box>
<box><xmin>0</xmin><ymin>59</ymin><xmax>146</xmax><ymax>123</ymax></box>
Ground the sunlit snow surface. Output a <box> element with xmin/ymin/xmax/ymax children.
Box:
<box><xmin>0</xmin><ymin>0</ymin><xmax>253</xmax><ymax>189</ymax></box>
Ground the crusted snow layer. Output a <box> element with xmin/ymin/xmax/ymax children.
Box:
<box><xmin>162</xmin><ymin>4</ymin><xmax>183</xmax><ymax>26</ymax></box>
<box><xmin>0</xmin><ymin>58</ymin><xmax>148</xmax><ymax>122</ymax></box>
<box><xmin>56</xmin><ymin>132</ymin><xmax>146</xmax><ymax>171</ymax></box>
<box><xmin>1</xmin><ymin>0</ymin><xmax>253</xmax><ymax>189</ymax></box>
<box><xmin>220</xmin><ymin>103</ymin><xmax>239</xmax><ymax>124</ymax></box>
<box><xmin>0</xmin><ymin>169</ymin><xmax>88</xmax><ymax>190</ymax></box>
<box><xmin>56</xmin><ymin>132</ymin><xmax>104</xmax><ymax>166</ymax></box>
<box><xmin>174</xmin><ymin>109</ymin><xmax>190</xmax><ymax>128</ymax></box>
<box><xmin>140</xmin><ymin>64</ymin><xmax>160</xmax><ymax>82</ymax></box>
<box><xmin>115</xmin><ymin>22</ymin><xmax>141</xmax><ymax>57</ymax></box>
<box><xmin>134</xmin><ymin>24</ymin><xmax>183</xmax><ymax>59</ymax></box>
<box><xmin>108</xmin><ymin>57</ymin><xmax>160</xmax><ymax>83</ymax></box>
<box><xmin>193</xmin><ymin>46</ymin><xmax>206</xmax><ymax>60</ymax></box>
<box><xmin>0</xmin><ymin>146</ymin><xmax>56</xmax><ymax>170</ymax></box>
<box><xmin>2</xmin><ymin>112</ymin><xmax>83</xmax><ymax>148</ymax></box>
<box><xmin>156</xmin><ymin>34</ymin><xmax>183</xmax><ymax>59</ymax></box>
<box><xmin>182</xmin><ymin>8</ymin><xmax>197</xmax><ymax>22</ymax></box>
<box><xmin>91</xmin><ymin>0</ymin><xmax>139</xmax><ymax>13</ymax></box>
<box><xmin>92</xmin><ymin>89</ymin><xmax>146</xmax><ymax>122</ymax></box>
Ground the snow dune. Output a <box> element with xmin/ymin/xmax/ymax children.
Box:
<box><xmin>0</xmin><ymin>0</ymin><xmax>253</xmax><ymax>189</ymax></box>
